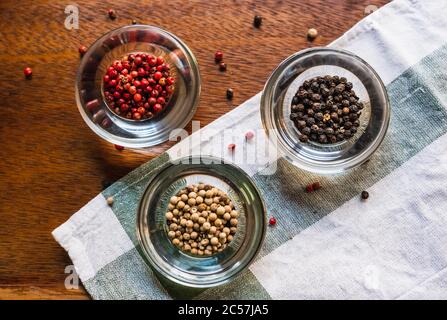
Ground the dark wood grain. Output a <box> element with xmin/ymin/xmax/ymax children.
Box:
<box><xmin>0</xmin><ymin>0</ymin><xmax>389</xmax><ymax>299</ymax></box>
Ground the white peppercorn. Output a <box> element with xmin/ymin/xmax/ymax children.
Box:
<box><xmin>216</xmin><ymin>206</ymin><xmax>225</xmax><ymax>215</ymax></box>
<box><xmin>177</xmin><ymin>201</ymin><xmax>185</xmax><ymax>209</ymax></box>
<box><xmin>188</xmin><ymin>192</ymin><xmax>197</xmax><ymax>199</ymax></box>
<box><xmin>170</xmin><ymin>196</ymin><xmax>179</xmax><ymax>205</ymax></box>
<box><xmin>106</xmin><ymin>197</ymin><xmax>115</xmax><ymax>206</ymax></box>
<box><xmin>203</xmin><ymin>222</ymin><xmax>211</xmax><ymax>230</ymax></box>
<box><xmin>214</xmin><ymin>219</ymin><xmax>223</xmax><ymax>227</ymax></box>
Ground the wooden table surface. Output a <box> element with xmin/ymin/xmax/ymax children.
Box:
<box><xmin>0</xmin><ymin>0</ymin><xmax>389</xmax><ymax>299</ymax></box>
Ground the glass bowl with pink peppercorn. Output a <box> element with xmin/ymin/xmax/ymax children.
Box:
<box><xmin>76</xmin><ymin>25</ymin><xmax>201</xmax><ymax>148</ymax></box>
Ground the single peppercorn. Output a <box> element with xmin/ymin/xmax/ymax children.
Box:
<box><xmin>131</xmin><ymin>19</ymin><xmax>137</xmax><ymax>25</ymax></box>
<box><xmin>219</xmin><ymin>62</ymin><xmax>227</xmax><ymax>71</ymax></box>
<box><xmin>114</xmin><ymin>144</ymin><xmax>124</xmax><ymax>151</ymax></box>
<box><xmin>361</xmin><ymin>191</ymin><xmax>369</xmax><ymax>200</ymax></box>
<box><xmin>245</xmin><ymin>131</ymin><xmax>254</xmax><ymax>141</ymax></box>
<box><xmin>306</xmin><ymin>183</ymin><xmax>314</xmax><ymax>193</ymax></box>
<box><xmin>312</xmin><ymin>181</ymin><xmax>321</xmax><ymax>190</ymax></box>
<box><xmin>23</xmin><ymin>67</ymin><xmax>32</xmax><ymax>78</ymax></box>
<box><xmin>228</xmin><ymin>143</ymin><xmax>236</xmax><ymax>151</ymax></box>
<box><xmin>214</xmin><ymin>50</ymin><xmax>223</xmax><ymax>63</ymax></box>
<box><xmin>307</xmin><ymin>28</ymin><xmax>318</xmax><ymax>40</ymax></box>
<box><xmin>108</xmin><ymin>9</ymin><xmax>117</xmax><ymax>20</ymax></box>
<box><xmin>253</xmin><ymin>15</ymin><xmax>263</xmax><ymax>28</ymax></box>
<box><xmin>226</xmin><ymin>88</ymin><xmax>234</xmax><ymax>100</ymax></box>
<box><xmin>106</xmin><ymin>196</ymin><xmax>114</xmax><ymax>206</ymax></box>
<box><xmin>269</xmin><ymin>217</ymin><xmax>277</xmax><ymax>226</ymax></box>
<box><xmin>78</xmin><ymin>45</ymin><xmax>87</xmax><ymax>57</ymax></box>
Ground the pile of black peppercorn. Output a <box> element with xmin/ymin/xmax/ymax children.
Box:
<box><xmin>290</xmin><ymin>75</ymin><xmax>363</xmax><ymax>144</ymax></box>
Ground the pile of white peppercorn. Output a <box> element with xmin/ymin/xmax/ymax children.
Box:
<box><xmin>165</xmin><ymin>183</ymin><xmax>239</xmax><ymax>256</ymax></box>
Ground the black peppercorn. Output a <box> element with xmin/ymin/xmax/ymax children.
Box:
<box><xmin>292</xmin><ymin>96</ymin><xmax>299</xmax><ymax>105</ymax></box>
<box><xmin>253</xmin><ymin>15</ymin><xmax>263</xmax><ymax>28</ymax></box>
<box><xmin>226</xmin><ymin>88</ymin><xmax>234</xmax><ymax>100</ymax></box>
<box><xmin>219</xmin><ymin>62</ymin><xmax>227</xmax><ymax>71</ymax></box>
<box><xmin>318</xmin><ymin>134</ymin><xmax>328</xmax><ymax>144</ymax></box>
<box><xmin>302</xmin><ymin>127</ymin><xmax>311</xmax><ymax>135</ymax></box>
<box><xmin>312</xmin><ymin>93</ymin><xmax>320</xmax><ymax>101</ymax></box>
<box><xmin>297</xmin><ymin>120</ymin><xmax>306</xmax><ymax>129</ymax></box>
<box><xmin>361</xmin><ymin>191</ymin><xmax>369</xmax><ymax>200</ymax></box>
<box><xmin>335</xmin><ymin>84</ymin><xmax>345</xmax><ymax>94</ymax></box>
<box><xmin>317</xmin><ymin>112</ymin><xmax>325</xmax><ymax>120</ymax></box>
<box><xmin>307</xmin><ymin>117</ymin><xmax>316</xmax><ymax>126</ymax></box>
<box><xmin>299</xmin><ymin>135</ymin><xmax>309</xmax><ymax>143</ymax></box>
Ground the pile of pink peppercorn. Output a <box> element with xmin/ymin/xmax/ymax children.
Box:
<box><xmin>103</xmin><ymin>53</ymin><xmax>175</xmax><ymax>120</ymax></box>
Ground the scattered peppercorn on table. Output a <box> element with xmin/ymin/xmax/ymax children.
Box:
<box><xmin>0</xmin><ymin>0</ymin><xmax>389</xmax><ymax>299</ymax></box>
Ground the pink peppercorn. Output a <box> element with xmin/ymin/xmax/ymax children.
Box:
<box><xmin>245</xmin><ymin>131</ymin><xmax>254</xmax><ymax>140</ymax></box>
<box><xmin>23</xmin><ymin>67</ymin><xmax>32</xmax><ymax>78</ymax></box>
<box><xmin>306</xmin><ymin>183</ymin><xmax>314</xmax><ymax>193</ymax></box>
<box><xmin>78</xmin><ymin>45</ymin><xmax>88</xmax><ymax>56</ymax></box>
<box><xmin>269</xmin><ymin>217</ymin><xmax>277</xmax><ymax>226</ymax></box>
<box><xmin>214</xmin><ymin>51</ymin><xmax>223</xmax><ymax>63</ymax></box>
<box><xmin>114</xmin><ymin>144</ymin><xmax>124</xmax><ymax>151</ymax></box>
<box><xmin>228</xmin><ymin>143</ymin><xmax>236</xmax><ymax>151</ymax></box>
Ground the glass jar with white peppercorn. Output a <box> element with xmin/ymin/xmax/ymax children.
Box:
<box><xmin>136</xmin><ymin>156</ymin><xmax>266</xmax><ymax>288</ymax></box>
